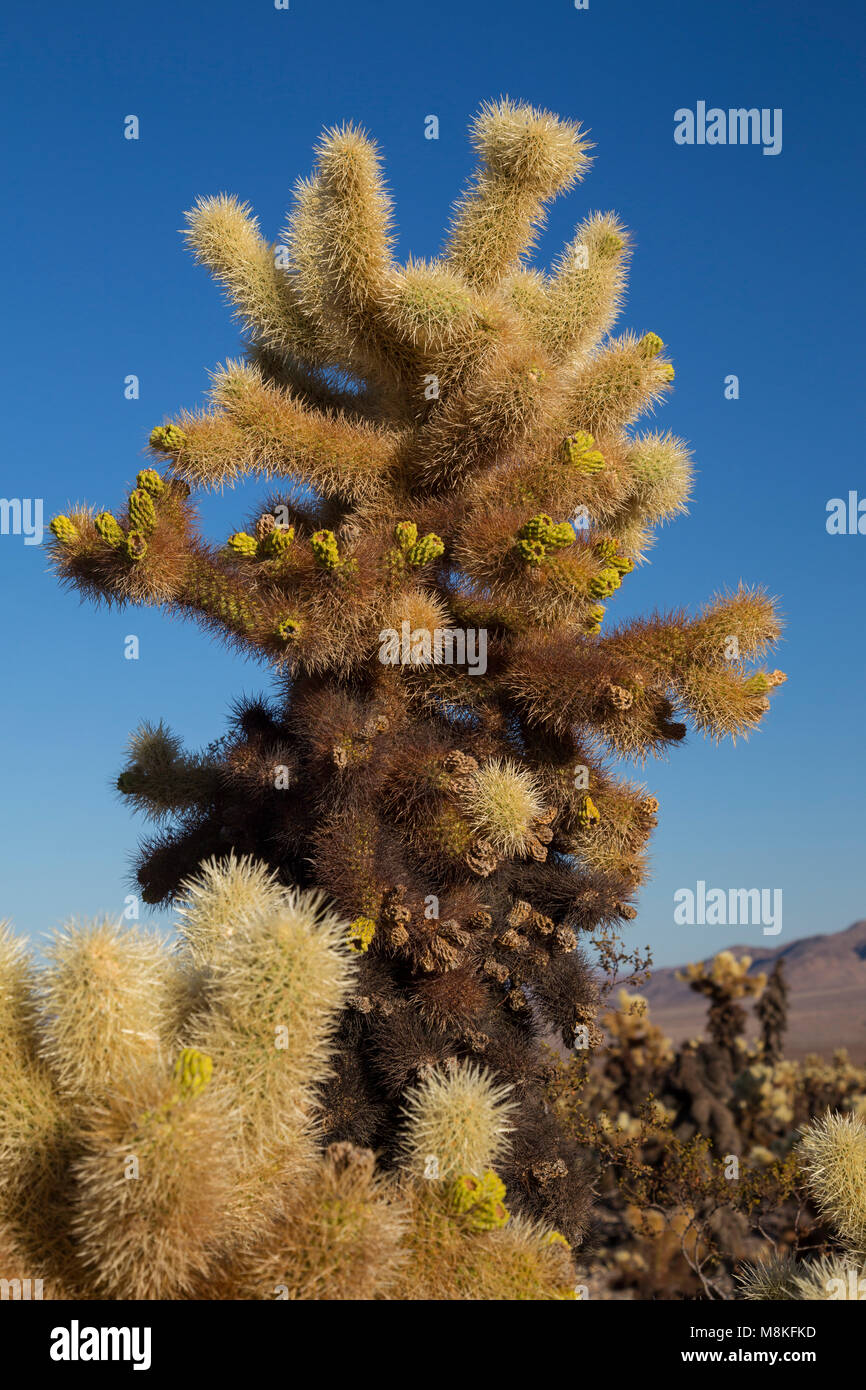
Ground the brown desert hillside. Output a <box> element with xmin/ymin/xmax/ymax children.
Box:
<box><xmin>641</xmin><ymin>921</ymin><xmax>866</xmax><ymax>1061</ymax></box>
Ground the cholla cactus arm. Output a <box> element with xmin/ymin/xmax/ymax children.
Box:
<box><xmin>540</xmin><ymin>212</ymin><xmax>631</xmax><ymax>364</ymax></box>
<box><xmin>163</xmin><ymin>361</ymin><xmax>402</xmax><ymax>502</ymax></box>
<box><xmin>377</xmin><ymin>258</ymin><xmax>504</xmax><ymax>394</ymax></box>
<box><xmin>72</xmin><ymin>1062</ymin><xmax>236</xmax><ymax>1300</ymax></box>
<box><xmin>561</xmin><ymin>331</ymin><xmax>676</xmax><ymax>433</ymax></box>
<box><xmin>623</xmin><ymin>431</ymin><xmax>694</xmax><ymax>529</ymax></box>
<box><xmin>187</xmin><ymin>883</ymin><xmax>356</xmax><ymax>1160</ymax></box>
<box><xmin>184</xmin><ymin>194</ymin><xmax>329</xmax><ymax>369</ymax></box>
<box><xmin>798</xmin><ymin>1112</ymin><xmax>866</xmax><ymax>1257</ymax></box>
<box><xmin>284</xmin><ymin>125</ymin><xmax>398</xmax><ymax>389</ymax></box>
<box><xmin>38</xmin><ymin>922</ymin><xmax>169</xmax><ymax>1098</ymax></box>
<box><xmin>116</xmin><ymin>721</ymin><xmax>222</xmax><ymax>820</ymax></box>
<box><xmin>737</xmin><ymin>1252</ymin><xmax>800</xmax><ymax>1300</ymax></box>
<box><xmin>398</xmin><ymin>1061</ymin><xmax>515</xmax><ymax>1179</ymax></box>
<box><xmin>443</xmin><ymin>99</ymin><xmax>592</xmax><ymax>290</ymax></box>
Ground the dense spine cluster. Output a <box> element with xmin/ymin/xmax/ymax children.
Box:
<box><xmin>47</xmin><ymin>100</ymin><xmax>784</xmax><ymax>1244</ymax></box>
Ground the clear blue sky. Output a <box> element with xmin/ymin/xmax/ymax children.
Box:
<box><xmin>1</xmin><ymin>0</ymin><xmax>864</xmax><ymax>965</ymax></box>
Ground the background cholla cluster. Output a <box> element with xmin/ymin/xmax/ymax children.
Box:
<box><xmin>43</xmin><ymin>99</ymin><xmax>786</xmax><ymax>1253</ymax></box>
<box><xmin>0</xmin><ymin>857</ymin><xmax>576</xmax><ymax>1300</ymax></box>
<box><xmin>548</xmin><ymin>952</ymin><xmax>866</xmax><ymax>1299</ymax></box>
<box><xmin>740</xmin><ymin>1113</ymin><xmax>866</xmax><ymax>1301</ymax></box>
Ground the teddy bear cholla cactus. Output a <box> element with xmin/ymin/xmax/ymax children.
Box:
<box><xmin>740</xmin><ymin>1112</ymin><xmax>866</xmax><ymax>1300</ymax></box>
<box><xmin>46</xmin><ymin>99</ymin><xmax>784</xmax><ymax>1243</ymax></box>
<box><xmin>0</xmin><ymin>857</ymin><xmax>577</xmax><ymax>1301</ymax></box>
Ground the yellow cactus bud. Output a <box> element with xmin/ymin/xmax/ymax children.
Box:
<box><xmin>258</xmin><ymin>525</ymin><xmax>294</xmax><ymax>558</ymax></box>
<box><xmin>49</xmin><ymin>515</ymin><xmax>78</xmax><ymax>545</ymax></box>
<box><xmin>394</xmin><ymin>520</ymin><xmax>418</xmax><ymax>551</ymax></box>
<box><xmin>276</xmin><ymin>615</ymin><xmax>303</xmax><ymax>642</ymax></box>
<box><xmin>407</xmin><ymin>533</ymin><xmax>445</xmax><ymax>566</ymax></box>
<box><xmin>123</xmin><ymin>530</ymin><xmax>148</xmax><ymax>561</ymax></box>
<box><xmin>639</xmin><ymin>332</ymin><xmax>664</xmax><ymax>358</ymax></box>
<box><xmin>311</xmin><ymin>529</ymin><xmax>341</xmax><ymax>570</ymax></box>
<box><xmin>95</xmin><ymin>511</ymin><xmax>124</xmax><ymax>547</ymax></box>
<box><xmin>149</xmin><ymin>423</ymin><xmax>187</xmax><ymax>453</ymax></box>
<box><xmin>172</xmin><ymin>1047</ymin><xmax>213</xmax><ymax>1100</ymax></box>
<box><xmin>577</xmin><ymin>795</ymin><xmax>600</xmax><ymax>827</ymax></box>
<box><xmin>136</xmin><ymin>469</ymin><xmax>165</xmax><ymax>496</ymax></box>
<box><xmin>347</xmin><ymin>916</ymin><xmax>377</xmax><ymax>954</ymax></box>
<box><xmin>228</xmin><ymin>532</ymin><xmax>258</xmax><ymax>557</ymax></box>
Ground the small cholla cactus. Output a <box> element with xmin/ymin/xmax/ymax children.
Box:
<box><xmin>0</xmin><ymin>861</ymin><xmax>578</xmax><ymax>1301</ymax></box>
<box><xmin>739</xmin><ymin>1112</ymin><xmax>866</xmax><ymax>1300</ymax></box>
<box><xmin>679</xmin><ymin>951</ymin><xmax>766</xmax><ymax>1061</ymax></box>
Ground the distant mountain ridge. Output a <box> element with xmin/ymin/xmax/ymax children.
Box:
<box><xmin>639</xmin><ymin>921</ymin><xmax>866</xmax><ymax>1061</ymax></box>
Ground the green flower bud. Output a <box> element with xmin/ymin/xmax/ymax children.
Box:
<box><xmin>136</xmin><ymin>468</ymin><xmax>165</xmax><ymax>496</ymax></box>
<box><xmin>517</xmin><ymin>537</ymin><xmax>546</xmax><ymax>565</ymax></box>
<box><xmin>563</xmin><ymin>433</ymin><xmax>605</xmax><ymax>474</ymax></box>
<box><xmin>49</xmin><ymin>515</ymin><xmax>78</xmax><ymax>545</ymax></box>
<box><xmin>407</xmin><ymin>532</ymin><xmax>445</xmax><ymax>566</ymax></box>
<box><xmin>449</xmin><ymin>1171</ymin><xmax>510</xmax><ymax>1231</ymax></box>
<box><xmin>585</xmin><ymin>604</ymin><xmax>605</xmax><ymax>633</ymax></box>
<box><xmin>276</xmin><ymin>615</ymin><xmax>303</xmax><ymax>642</ymax></box>
<box><xmin>123</xmin><ymin>529</ymin><xmax>148</xmax><ymax>561</ymax></box>
<box><xmin>744</xmin><ymin>672</ymin><xmax>771</xmax><ymax>695</ymax></box>
<box><xmin>149</xmin><ymin>423</ymin><xmax>187</xmax><ymax>453</ymax></box>
<box><xmin>589</xmin><ymin>566</ymin><xmax>622</xmax><ymax>599</ymax></box>
<box><xmin>577</xmin><ymin>794</ymin><xmax>601</xmax><ymax>827</ymax></box>
<box><xmin>347</xmin><ymin>916</ymin><xmax>377</xmax><ymax>954</ymax></box>
<box><xmin>311</xmin><ymin>529</ymin><xmax>341</xmax><ymax>570</ymax></box>
<box><xmin>639</xmin><ymin>332</ymin><xmax>664</xmax><ymax>359</ymax></box>
<box><xmin>128</xmin><ymin>489</ymin><xmax>156</xmax><ymax>534</ymax></box>
<box><xmin>173</xmin><ymin>1048</ymin><xmax>213</xmax><ymax>1100</ymax></box>
<box><xmin>595</xmin><ymin>535</ymin><xmax>619</xmax><ymax>562</ymax></box>
<box><xmin>227</xmin><ymin>532</ymin><xmax>258</xmax><ymax>557</ymax></box>
<box><xmin>95</xmin><ymin>511</ymin><xmax>125</xmax><ymax>547</ymax></box>
<box><xmin>519</xmin><ymin>513</ymin><xmax>554</xmax><ymax>543</ymax></box>
<box><xmin>258</xmin><ymin>525</ymin><xmax>294</xmax><ymax>558</ymax></box>
<box><xmin>611</xmin><ymin>554</ymin><xmax>634</xmax><ymax>575</ymax></box>
<box><xmin>394</xmin><ymin>520</ymin><xmax>418</xmax><ymax>551</ymax></box>
<box><xmin>659</xmin><ymin>362</ymin><xmax>675</xmax><ymax>382</ymax></box>
<box><xmin>545</xmin><ymin>521</ymin><xmax>576</xmax><ymax>550</ymax></box>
